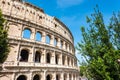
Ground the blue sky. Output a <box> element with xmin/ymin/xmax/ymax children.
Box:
<box><xmin>26</xmin><ymin>0</ymin><xmax>120</xmax><ymax>63</ymax></box>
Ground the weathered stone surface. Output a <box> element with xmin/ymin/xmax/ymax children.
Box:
<box><xmin>0</xmin><ymin>0</ymin><xmax>79</xmax><ymax>80</ymax></box>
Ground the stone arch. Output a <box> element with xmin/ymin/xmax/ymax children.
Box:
<box><xmin>55</xmin><ymin>54</ymin><xmax>59</xmax><ymax>64</ymax></box>
<box><xmin>35</xmin><ymin>51</ymin><xmax>41</xmax><ymax>63</ymax></box>
<box><xmin>56</xmin><ymin>74</ymin><xmax>60</xmax><ymax>80</ymax></box>
<box><xmin>46</xmin><ymin>53</ymin><xmax>51</xmax><ymax>63</ymax></box>
<box><xmin>60</xmin><ymin>40</ymin><xmax>63</xmax><ymax>49</ymax></box>
<box><xmin>17</xmin><ymin>75</ymin><xmax>27</xmax><ymax>80</ymax></box>
<box><xmin>33</xmin><ymin>74</ymin><xmax>41</xmax><ymax>80</ymax></box>
<box><xmin>71</xmin><ymin>59</ymin><xmax>73</xmax><ymax>66</ymax></box>
<box><xmin>36</xmin><ymin>31</ymin><xmax>42</xmax><ymax>41</ymax></box>
<box><xmin>67</xmin><ymin>57</ymin><xmax>70</xmax><ymax>66</ymax></box>
<box><xmin>22</xmin><ymin>28</ymin><xmax>31</xmax><ymax>39</ymax></box>
<box><xmin>46</xmin><ymin>34</ymin><xmax>51</xmax><ymax>44</ymax></box>
<box><xmin>69</xmin><ymin>74</ymin><xmax>72</xmax><ymax>80</ymax></box>
<box><xmin>54</xmin><ymin>37</ymin><xmax>58</xmax><ymax>47</ymax></box>
<box><xmin>20</xmin><ymin>49</ymin><xmax>29</xmax><ymax>62</ymax></box>
<box><xmin>46</xmin><ymin>74</ymin><xmax>52</xmax><ymax>80</ymax></box>
<box><xmin>65</xmin><ymin>43</ymin><xmax>67</xmax><ymax>50</ymax></box>
<box><xmin>64</xmin><ymin>73</ymin><xmax>67</xmax><ymax>80</ymax></box>
<box><xmin>62</xmin><ymin>55</ymin><xmax>65</xmax><ymax>65</ymax></box>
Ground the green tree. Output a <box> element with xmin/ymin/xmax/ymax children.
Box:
<box><xmin>77</xmin><ymin>6</ymin><xmax>120</xmax><ymax>80</ymax></box>
<box><xmin>0</xmin><ymin>9</ymin><xmax>9</xmax><ymax>63</ymax></box>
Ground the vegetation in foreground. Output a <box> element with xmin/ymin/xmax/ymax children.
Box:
<box><xmin>0</xmin><ymin>9</ymin><xmax>9</xmax><ymax>63</ymax></box>
<box><xmin>77</xmin><ymin>6</ymin><xmax>120</xmax><ymax>80</ymax></box>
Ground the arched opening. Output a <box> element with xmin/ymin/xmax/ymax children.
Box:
<box><xmin>64</xmin><ymin>74</ymin><xmax>67</xmax><ymax>80</ymax></box>
<box><xmin>67</xmin><ymin>57</ymin><xmax>70</xmax><ymax>66</ymax></box>
<box><xmin>35</xmin><ymin>51</ymin><xmax>41</xmax><ymax>62</ymax></box>
<box><xmin>46</xmin><ymin>53</ymin><xmax>51</xmax><ymax>63</ymax></box>
<box><xmin>20</xmin><ymin>49</ymin><xmax>29</xmax><ymax>62</ymax></box>
<box><xmin>71</xmin><ymin>59</ymin><xmax>73</xmax><ymax>66</ymax></box>
<box><xmin>60</xmin><ymin>41</ymin><xmax>63</xmax><ymax>49</ymax></box>
<box><xmin>46</xmin><ymin>35</ymin><xmax>51</xmax><ymax>44</ymax></box>
<box><xmin>46</xmin><ymin>74</ymin><xmax>51</xmax><ymax>80</ymax></box>
<box><xmin>62</xmin><ymin>56</ymin><xmax>65</xmax><ymax>65</ymax></box>
<box><xmin>33</xmin><ymin>74</ymin><xmax>40</xmax><ymax>80</ymax></box>
<box><xmin>36</xmin><ymin>32</ymin><xmax>42</xmax><ymax>41</ymax></box>
<box><xmin>65</xmin><ymin>43</ymin><xmax>67</xmax><ymax>50</ymax></box>
<box><xmin>54</xmin><ymin>38</ymin><xmax>57</xmax><ymax>47</ymax></box>
<box><xmin>55</xmin><ymin>54</ymin><xmax>59</xmax><ymax>64</ymax></box>
<box><xmin>23</xmin><ymin>28</ymin><xmax>31</xmax><ymax>39</ymax></box>
<box><xmin>17</xmin><ymin>75</ymin><xmax>26</xmax><ymax>80</ymax></box>
<box><xmin>56</xmin><ymin>74</ymin><xmax>60</xmax><ymax>80</ymax></box>
<box><xmin>69</xmin><ymin>74</ymin><xmax>71</xmax><ymax>80</ymax></box>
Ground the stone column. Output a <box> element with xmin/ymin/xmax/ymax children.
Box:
<box><xmin>63</xmin><ymin>41</ymin><xmax>65</xmax><ymax>50</ymax></box>
<box><xmin>75</xmin><ymin>74</ymin><xmax>77</xmax><ymax>80</ymax></box>
<box><xmin>43</xmin><ymin>69</ymin><xmax>47</xmax><ymax>80</ymax></box>
<box><xmin>51</xmin><ymin>51</ymin><xmax>55</xmax><ymax>64</ymax></box>
<box><xmin>59</xmin><ymin>53</ymin><xmax>62</xmax><ymax>65</ymax></box>
<box><xmin>12</xmin><ymin>73</ymin><xmax>15</xmax><ymax>80</ymax></box>
<box><xmin>57</xmin><ymin>38</ymin><xmax>61</xmax><ymax>48</ymax></box>
<box><xmin>67</xmin><ymin>44</ymin><xmax>69</xmax><ymax>51</ymax></box>
<box><xmin>28</xmin><ymin>71</ymin><xmax>33</xmax><ymax>80</ymax></box>
<box><xmin>65</xmin><ymin>56</ymin><xmax>67</xmax><ymax>66</ymax></box>
<box><xmin>71</xmin><ymin>74</ymin><xmax>73</xmax><ymax>80</ymax></box>
<box><xmin>42</xmin><ymin>49</ymin><xmax>46</xmax><ymax>64</ymax></box>
<box><xmin>50</xmin><ymin>35</ymin><xmax>54</xmax><ymax>46</ymax></box>
<box><xmin>16</xmin><ymin>42</ymin><xmax>20</xmax><ymax>62</ymax></box>
<box><xmin>41</xmin><ymin>32</ymin><xmax>46</xmax><ymax>44</ymax></box>
<box><xmin>29</xmin><ymin>46</ymin><xmax>34</xmax><ymax>62</ymax></box>
<box><xmin>52</xmin><ymin>72</ymin><xmax>56</xmax><ymax>80</ymax></box>
<box><xmin>67</xmin><ymin>73</ymin><xmax>69</xmax><ymax>80</ymax></box>
<box><xmin>31</xmin><ymin>28</ymin><xmax>35</xmax><ymax>41</ymax></box>
<box><xmin>60</xmin><ymin>72</ymin><xmax>64</xmax><ymax>80</ymax></box>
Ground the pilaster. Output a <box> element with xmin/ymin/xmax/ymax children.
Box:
<box><xmin>41</xmin><ymin>32</ymin><xmax>46</xmax><ymax>43</ymax></box>
<box><xmin>50</xmin><ymin>35</ymin><xmax>54</xmax><ymax>46</ymax></box>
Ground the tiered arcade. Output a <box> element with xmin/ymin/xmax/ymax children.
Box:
<box><xmin>0</xmin><ymin>0</ymin><xmax>79</xmax><ymax>80</ymax></box>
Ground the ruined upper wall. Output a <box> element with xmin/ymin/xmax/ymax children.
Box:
<box><xmin>0</xmin><ymin>0</ymin><xmax>74</xmax><ymax>44</ymax></box>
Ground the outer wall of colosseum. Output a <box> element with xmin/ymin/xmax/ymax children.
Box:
<box><xmin>0</xmin><ymin>0</ymin><xmax>79</xmax><ymax>80</ymax></box>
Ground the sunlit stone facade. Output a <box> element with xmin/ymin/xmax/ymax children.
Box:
<box><xmin>0</xmin><ymin>0</ymin><xmax>79</xmax><ymax>80</ymax></box>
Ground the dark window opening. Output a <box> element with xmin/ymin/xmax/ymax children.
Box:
<box><xmin>69</xmin><ymin>74</ymin><xmax>71</xmax><ymax>80</ymax></box>
<box><xmin>46</xmin><ymin>75</ymin><xmax>51</xmax><ymax>80</ymax></box>
<box><xmin>62</xmin><ymin>56</ymin><xmax>65</xmax><ymax>65</ymax></box>
<box><xmin>56</xmin><ymin>75</ymin><xmax>60</xmax><ymax>80</ymax></box>
<box><xmin>55</xmin><ymin>54</ymin><xmax>59</xmax><ymax>64</ymax></box>
<box><xmin>20</xmin><ymin>50</ymin><xmax>29</xmax><ymax>62</ymax></box>
<box><xmin>35</xmin><ymin>51</ymin><xmax>41</xmax><ymax>62</ymax></box>
<box><xmin>67</xmin><ymin>57</ymin><xmax>69</xmax><ymax>66</ymax></box>
<box><xmin>64</xmin><ymin>74</ymin><xmax>67</xmax><ymax>80</ymax></box>
<box><xmin>17</xmin><ymin>75</ymin><xmax>26</xmax><ymax>80</ymax></box>
<box><xmin>46</xmin><ymin>53</ymin><xmax>51</xmax><ymax>63</ymax></box>
<box><xmin>60</xmin><ymin>41</ymin><xmax>63</xmax><ymax>49</ymax></box>
<box><xmin>33</xmin><ymin>74</ymin><xmax>40</xmax><ymax>80</ymax></box>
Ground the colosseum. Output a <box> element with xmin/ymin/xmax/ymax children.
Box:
<box><xmin>0</xmin><ymin>0</ymin><xmax>79</xmax><ymax>80</ymax></box>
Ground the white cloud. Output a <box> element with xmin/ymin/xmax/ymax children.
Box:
<box><xmin>57</xmin><ymin>0</ymin><xmax>83</xmax><ymax>8</ymax></box>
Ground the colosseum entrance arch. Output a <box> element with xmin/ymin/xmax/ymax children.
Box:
<box><xmin>17</xmin><ymin>75</ymin><xmax>26</xmax><ymax>80</ymax></box>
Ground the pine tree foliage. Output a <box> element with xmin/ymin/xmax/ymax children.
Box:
<box><xmin>77</xmin><ymin>6</ymin><xmax>120</xmax><ymax>80</ymax></box>
<box><xmin>0</xmin><ymin>9</ymin><xmax>9</xmax><ymax>63</ymax></box>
